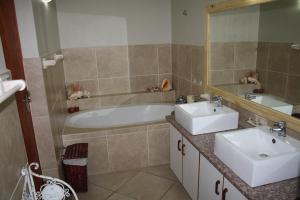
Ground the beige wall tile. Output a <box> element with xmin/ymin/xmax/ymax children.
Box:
<box><xmin>32</xmin><ymin>116</ymin><xmax>58</xmax><ymax>169</ymax></box>
<box><xmin>177</xmin><ymin>45</ymin><xmax>192</xmax><ymax>80</ymax></box>
<box><xmin>289</xmin><ymin>48</ymin><xmax>300</xmax><ymax>76</ymax></box>
<box><xmin>266</xmin><ymin>71</ymin><xmax>287</xmax><ymax>98</ymax></box>
<box><xmin>0</xmin><ymin>97</ymin><xmax>27</xmax><ymax>200</ymax></box>
<box><xmin>97</xmin><ymin>46</ymin><xmax>129</xmax><ymax>78</ymax></box>
<box><xmin>161</xmin><ymin>90</ymin><xmax>175</xmax><ymax>103</ymax></box>
<box><xmin>107</xmin><ymin>132</ymin><xmax>148</xmax><ymax>171</ymax></box>
<box><xmin>129</xmin><ymin>45</ymin><xmax>158</xmax><ymax>76</ymax></box>
<box><xmin>191</xmin><ymin>46</ymin><xmax>204</xmax><ymax>85</ymax></box>
<box><xmin>147</xmin><ymin>123</ymin><xmax>170</xmax><ymax>131</ymax></box>
<box><xmin>191</xmin><ymin>83</ymin><xmax>203</xmax><ymax>96</ymax></box>
<box><xmin>235</xmin><ymin>42</ymin><xmax>257</xmax><ymax>69</ymax></box>
<box><xmin>63</xmin><ymin>48</ymin><xmax>98</xmax><ymax>82</ymax></box>
<box><xmin>78</xmin><ymin>97</ymin><xmax>101</xmax><ymax>110</ymax></box>
<box><xmin>23</xmin><ymin>58</ymin><xmax>49</xmax><ymax>116</ymax></box>
<box><xmin>99</xmin><ymin>77</ymin><xmax>130</xmax><ymax>95</ymax></box>
<box><xmin>106</xmin><ymin>125</ymin><xmax>147</xmax><ymax>136</ymax></box>
<box><xmin>130</xmin><ymin>75</ymin><xmax>158</xmax><ymax>92</ymax></box>
<box><xmin>172</xmin><ymin>44</ymin><xmax>179</xmax><ymax>76</ymax></box>
<box><xmin>256</xmin><ymin>42</ymin><xmax>269</xmax><ymax>70</ymax></box>
<box><xmin>158</xmin><ymin>45</ymin><xmax>172</xmax><ymax>74</ymax></box>
<box><xmin>210</xmin><ymin>43</ymin><xmax>235</xmax><ymax>68</ymax></box>
<box><xmin>177</xmin><ymin>77</ymin><xmax>192</xmax><ymax>96</ymax></box>
<box><xmin>286</xmin><ymin>75</ymin><xmax>300</xmax><ymax>104</ymax></box>
<box><xmin>100</xmin><ymin>94</ymin><xmax>133</xmax><ymax>107</ymax></box>
<box><xmin>210</xmin><ymin>70</ymin><xmax>234</xmax><ymax>86</ymax></box>
<box><xmin>268</xmin><ymin>43</ymin><xmax>290</xmax><ymax>73</ymax></box>
<box><xmin>62</xmin><ymin>130</ymin><xmax>107</xmax><ymax>141</ymax></box>
<box><xmin>131</xmin><ymin>92</ymin><xmax>161</xmax><ymax>104</ymax></box>
<box><xmin>257</xmin><ymin>69</ymin><xmax>268</xmax><ymax>89</ymax></box>
<box><xmin>67</xmin><ymin>79</ymin><xmax>99</xmax><ymax>96</ymax></box>
<box><xmin>63</xmin><ymin>137</ymin><xmax>110</xmax><ymax>175</ymax></box>
<box><xmin>148</xmin><ymin>128</ymin><xmax>170</xmax><ymax>166</ymax></box>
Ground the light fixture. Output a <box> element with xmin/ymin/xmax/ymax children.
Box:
<box><xmin>42</xmin><ymin>0</ymin><xmax>53</xmax><ymax>3</ymax></box>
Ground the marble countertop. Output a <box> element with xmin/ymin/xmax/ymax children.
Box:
<box><xmin>166</xmin><ymin>115</ymin><xmax>300</xmax><ymax>200</ymax></box>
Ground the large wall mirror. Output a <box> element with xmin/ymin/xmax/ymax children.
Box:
<box><xmin>206</xmin><ymin>0</ymin><xmax>300</xmax><ymax>131</ymax></box>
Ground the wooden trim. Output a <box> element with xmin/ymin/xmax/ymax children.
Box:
<box><xmin>207</xmin><ymin>0</ymin><xmax>274</xmax><ymax>13</ymax></box>
<box><xmin>204</xmin><ymin>0</ymin><xmax>300</xmax><ymax>133</ymax></box>
<box><xmin>0</xmin><ymin>0</ymin><xmax>42</xmax><ymax>187</ymax></box>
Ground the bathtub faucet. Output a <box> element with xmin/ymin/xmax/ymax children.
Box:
<box><xmin>176</xmin><ymin>95</ymin><xmax>187</xmax><ymax>104</ymax></box>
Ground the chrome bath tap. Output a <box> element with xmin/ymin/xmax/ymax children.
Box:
<box><xmin>270</xmin><ymin>121</ymin><xmax>287</xmax><ymax>137</ymax></box>
<box><xmin>244</xmin><ymin>92</ymin><xmax>256</xmax><ymax>100</ymax></box>
<box><xmin>211</xmin><ymin>95</ymin><xmax>223</xmax><ymax>107</ymax></box>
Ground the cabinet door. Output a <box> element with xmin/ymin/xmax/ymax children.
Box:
<box><xmin>182</xmin><ymin>137</ymin><xmax>199</xmax><ymax>200</ymax></box>
<box><xmin>170</xmin><ymin>125</ymin><xmax>183</xmax><ymax>182</ymax></box>
<box><xmin>199</xmin><ymin>155</ymin><xmax>223</xmax><ymax>200</ymax></box>
<box><xmin>222</xmin><ymin>178</ymin><xmax>248</xmax><ymax>200</ymax></box>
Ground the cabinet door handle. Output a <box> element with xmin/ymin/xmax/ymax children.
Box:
<box><xmin>182</xmin><ymin>144</ymin><xmax>186</xmax><ymax>156</ymax></box>
<box><xmin>222</xmin><ymin>188</ymin><xmax>228</xmax><ymax>200</ymax></box>
<box><xmin>177</xmin><ymin>140</ymin><xmax>182</xmax><ymax>151</ymax></box>
<box><xmin>215</xmin><ymin>180</ymin><xmax>220</xmax><ymax>195</ymax></box>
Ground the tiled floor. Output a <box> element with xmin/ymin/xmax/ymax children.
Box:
<box><xmin>75</xmin><ymin>165</ymin><xmax>191</xmax><ymax>200</ymax></box>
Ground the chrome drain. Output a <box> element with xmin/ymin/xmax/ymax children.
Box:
<box><xmin>258</xmin><ymin>153</ymin><xmax>269</xmax><ymax>158</ymax></box>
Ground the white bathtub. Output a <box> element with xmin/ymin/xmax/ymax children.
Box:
<box><xmin>65</xmin><ymin>104</ymin><xmax>174</xmax><ymax>129</ymax></box>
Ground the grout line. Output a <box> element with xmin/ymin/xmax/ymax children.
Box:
<box><xmin>159</xmin><ymin>181</ymin><xmax>176</xmax><ymax>200</ymax></box>
<box><xmin>146</xmin><ymin>125</ymin><xmax>150</xmax><ymax>166</ymax></box>
<box><xmin>106</xmin><ymin>135</ymin><xmax>111</xmax><ymax>173</ymax></box>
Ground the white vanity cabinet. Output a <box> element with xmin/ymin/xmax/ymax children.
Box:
<box><xmin>199</xmin><ymin>155</ymin><xmax>247</xmax><ymax>200</ymax></box>
<box><xmin>170</xmin><ymin>125</ymin><xmax>199</xmax><ymax>200</ymax></box>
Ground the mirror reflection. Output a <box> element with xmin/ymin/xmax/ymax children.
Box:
<box><xmin>208</xmin><ymin>0</ymin><xmax>300</xmax><ymax>119</ymax></box>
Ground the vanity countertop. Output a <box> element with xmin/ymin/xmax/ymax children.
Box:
<box><xmin>166</xmin><ymin>115</ymin><xmax>300</xmax><ymax>200</ymax></box>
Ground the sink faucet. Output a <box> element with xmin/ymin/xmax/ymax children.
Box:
<box><xmin>270</xmin><ymin>121</ymin><xmax>287</xmax><ymax>137</ymax></box>
<box><xmin>211</xmin><ymin>95</ymin><xmax>223</xmax><ymax>107</ymax></box>
<box><xmin>244</xmin><ymin>92</ymin><xmax>256</xmax><ymax>100</ymax></box>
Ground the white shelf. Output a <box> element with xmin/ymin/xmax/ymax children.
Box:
<box><xmin>0</xmin><ymin>80</ymin><xmax>26</xmax><ymax>104</ymax></box>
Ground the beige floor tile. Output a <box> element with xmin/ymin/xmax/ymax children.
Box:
<box><xmin>107</xmin><ymin>193</ymin><xmax>136</xmax><ymax>200</ymax></box>
<box><xmin>76</xmin><ymin>183</ymin><xmax>112</xmax><ymax>200</ymax></box>
<box><xmin>89</xmin><ymin>170</ymin><xmax>139</xmax><ymax>191</ymax></box>
<box><xmin>161</xmin><ymin>183</ymin><xmax>191</xmax><ymax>200</ymax></box>
<box><xmin>117</xmin><ymin>172</ymin><xmax>173</xmax><ymax>200</ymax></box>
<box><xmin>142</xmin><ymin>165</ymin><xmax>177</xmax><ymax>181</ymax></box>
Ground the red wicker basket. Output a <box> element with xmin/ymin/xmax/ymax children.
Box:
<box><xmin>63</xmin><ymin>143</ymin><xmax>88</xmax><ymax>192</ymax></box>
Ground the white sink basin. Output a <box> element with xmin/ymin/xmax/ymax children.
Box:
<box><xmin>243</xmin><ymin>94</ymin><xmax>293</xmax><ymax>115</ymax></box>
<box><xmin>214</xmin><ymin>126</ymin><xmax>300</xmax><ymax>187</ymax></box>
<box><xmin>175</xmin><ymin>101</ymin><xmax>239</xmax><ymax>135</ymax></box>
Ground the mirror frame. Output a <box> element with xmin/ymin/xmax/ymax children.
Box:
<box><xmin>204</xmin><ymin>0</ymin><xmax>300</xmax><ymax>132</ymax></box>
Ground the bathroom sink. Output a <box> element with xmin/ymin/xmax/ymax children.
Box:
<box><xmin>214</xmin><ymin>126</ymin><xmax>300</xmax><ymax>187</ymax></box>
<box><xmin>175</xmin><ymin>101</ymin><xmax>238</xmax><ymax>135</ymax></box>
<box><xmin>243</xmin><ymin>94</ymin><xmax>293</xmax><ymax>115</ymax></box>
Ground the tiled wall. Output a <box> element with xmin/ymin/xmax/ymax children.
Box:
<box><xmin>256</xmin><ymin>42</ymin><xmax>300</xmax><ymax>108</ymax></box>
<box><xmin>209</xmin><ymin>42</ymin><xmax>258</xmax><ymax>86</ymax></box>
<box><xmin>23</xmin><ymin>53</ymin><xmax>67</xmax><ymax>178</ymax></box>
<box><xmin>67</xmin><ymin>91</ymin><xmax>175</xmax><ymax>111</ymax></box>
<box><xmin>63</xmin><ymin>122</ymin><xmax>170</xmax><ymax>175</ymax></box>
<box><xmin>0</xmin><ymin>96</ymin><xmax>27</xmax><ymax>199</ymax></box>
<box><xmin>63</xmin><ymin>44</ymin><xmax>172</xmax><ymax>96</ymax></box>
<box><xmin>172</xmin><ymin>44</ymin><xmax>204</xmax><ymax>97</ymax></box>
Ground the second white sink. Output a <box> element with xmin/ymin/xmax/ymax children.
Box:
<box><xmin>175</xmin><ymin>101</ymin><xmax>239</xmax><ymax>135</ymax></box>
<box><xmin>215</xmin><ymin>126</ymin><xmax>300</xmax><ymax>187</ymax></box>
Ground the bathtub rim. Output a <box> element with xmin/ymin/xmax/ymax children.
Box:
<box><xmin>64</xmin><ymin>103</ymin><xmax>174</xmax><ymax>135</ymax></box>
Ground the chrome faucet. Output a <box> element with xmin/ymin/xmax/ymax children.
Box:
<box><xmin>270</xmin><ymin>121</ymin><xmax>287</xmax><ymax>137</ymax></box>
<box><xmin>211</xmin><ymin>95</ymin><xmax>223</xmax><ymax>107</ymax></box>
<box><xmin>244</xmin><ymin>92</ymin><xmax>256</xmax><ymax>100</ymax></box>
